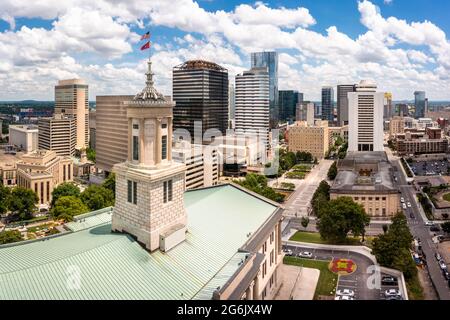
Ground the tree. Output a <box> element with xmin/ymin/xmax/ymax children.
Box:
<box><xmin>51</xmin><ymin>196</ymin><xmax>89</xmax><ymax>222</ymax></box>
<box><xmin>81</xmin><ymin>185</ymin><xmax>115</xmax><ymax>211</ymax></box>
<box><xmin>317</xmin><ymin>197</ymin><xmax>370</xmax><ymax>243</ymax></box>
<box><xmin>0</xmin><ymin>230</ymin><xmax>22</xmax><ymax>244</ymax></box>
<box><xmin>8</xmin><ymin>187</ymin><xmax>38</xmax><ymax>220</ymax></box>
<box><xmin>301</xmin><ymin>217</ymin><xmax>310</xmax><ymax>230</ymax></box>
<box><xmin>311</xmin><ymin>180</ymin><xmax>330</xmax><ymax>216</ymax></box>
<box><xmin>51</xmin><ymin>182</ymin><xmax>80</xmax><ymax>207</ymax></box>
<box><xmin>102</xmin><ymin>173</ymin><xmax>116</xmax><ymax>196</ymax></box>
<box><xmin>442</xmin><ymin>222</ymin><xmax>450</xmax><ymax>234</ymax></box>
<box><xmin>327</xmin><ymin>161</ymin><xmax>338</xmax><ymax>180</ymax></box>
<box><xmin>86</xmin><ymin>147</ymin><xmax>96</xmax><ymax>162</ymax></box>
<box><xmin>0</xmin><ymin>184</ymin><xmax>11</xmax><ymax>214</ymax></box>
<box><xmin>235</xmin><ymin>173</ymin><xmax>285</xmax><ymax>203</ymax></box>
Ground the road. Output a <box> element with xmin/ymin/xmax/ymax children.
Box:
<box><xmin>283</xmin><ymin>243</ymin><xmax>402</xmax><ymax>300</ymax></box>
<box><xmin>388</xmin><ymin>148</ymin><xmax>450</xmax><ymax>300</ymax></box>
<box><xmin>283</xmin><ymin>160</ymin><xmax>333</xmax><ymax>217</ymax></box>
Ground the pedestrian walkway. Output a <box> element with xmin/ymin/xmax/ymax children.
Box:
<box><xmin>274</xmin><ymin>264</ymin><xmax>319</xmax><ymax>300</ymax></box>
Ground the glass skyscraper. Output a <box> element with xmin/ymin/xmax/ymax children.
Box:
<box><xmin>321</xmin><ymin>86</ymin><xmax>334</xmax><ymax>123</ymax></box>
<box><xmin>251</xmin><ymin>52</ymin><xmax>278</xmax><ymax>128</ymax></box>
<box><xmin>278</xmin><ymin>90</ymin><xmax>303</xmax><ymax>122</ymax></box>
<box><xmin>414</xmin><ymin>91</ymin><xmax>427</xmax><ymax>118</ymax></box>
<box><xmin>337</xmin><ymin>84</ymin><xmax>355</xmax><ymax>126</ymax></box>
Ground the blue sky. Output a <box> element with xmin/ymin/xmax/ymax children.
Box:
<box><xmin>1</xmin><ymin>0</ymin><xmax>450</xmax><ymax>101</ymax></box>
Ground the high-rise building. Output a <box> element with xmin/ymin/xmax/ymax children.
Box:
<box><xmin>337</xmin><ymin>84</ymin><xmax>355</xmax><ymax>126</ymax></box>
<box><xmin>89</xmin><ymin>110</ymin><xmax>96</xmax><ymax>150</ymax></box>
<box><xmin>173</xmin><ymin>60</ymin><xmax>228</xmax><ymax>143</ymax></box>
<box><xmin>288</xmin><ymin>120</ymin><xmax>330</xmax><ymax>160</ymax></box>
<box><xmin>414</xmin><ymin>91</ymin><xmax>427</xmax><ymax>118</ymax></box>
<box><xmin>296</xmin><ymin>102</ymin><xmax>315</xmax><ymax>126</ymax></box>
<box><xmin>235</xmin><ymin>67</ymin><xmax>270</xmax><ymax>153</ymax></box>
<box><xmin>321</xmin><ymin>86</ymin><xmax>334</xmax><ymax>123</ymax></box>
<box><xmin>278</xmin><ymin>90</ymin><xmax>302</xmax><ymax>122</ymax></box>
<box><xmin>54</xmin><ymin>79</ymin><xmax>89</xmax><ymax>150</ymax></box>
<box><xmin>397</xmin><ymin>103</ymin><xmax>409</xmax><ymax>117</ymax></box>
<box><xmin>384</xmin><ymin>92</ymin><xmax>393</xmax><ymax>120</ymax></box>
<box><xmin>95</xmin><ymin>95</ymin><xmax>133</xmax><ymax>173</ymax></box>
<box><xmin>251</xmin><ymin>52</ymin><xmax>278</xmax><ymax>127</ymax></box>
<box><xmin>228</xmin><ymin>83</ymin><xmax>235</xmax><ymax>121</ymax></box>
<box><xmin>348</xmin><ymin>80</ymin><xmax>384</xmax><ymax>152</ymax></box>
<box><xmin>38</xmin><ymin>115</ymin><xmax>76</xmax><ymax>156</ymax></box>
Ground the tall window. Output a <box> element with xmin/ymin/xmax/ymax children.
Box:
<box><xmin>68</xmin><ymin>164</ymin><xmax>71</xmax><ymax>180</ymax></box>
<box><xmin>162</xmin><ymin>135</ymin><xmax>167</xmax><ymax>160</ymax></box>
<box><xmin>163</xmin><ymin>180</ymin><xmax>173</xmax><ymax>203</ymax></box>
<box><xmin>63</xmin><ymin>165</ymin><xmax>66</xmax><ymax>181</ymax></box>
<box><xmin>127</xmin><ymin>180</ymin><xmax>137</xmax><ymax>205</ymax></box>
<box><xmin>132</xmin><ymin>136</ymin><xmax>139</xmax><ymax>161</ymax></box>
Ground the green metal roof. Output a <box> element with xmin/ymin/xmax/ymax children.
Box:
<box><xmin>0</xmin><ymin>184</ymin><xmax>278</xmax><ymax>300</ymax></box>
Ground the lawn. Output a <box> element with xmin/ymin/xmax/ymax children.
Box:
<box><xmin>289</xmin><ymin>231</ymin><xmax>373</xmax><ymax>247</ymax></box>
<box><xmin>406</xmin><ymin>274</ymin><xmax>425</xmax><ymax>300</ymax></box>
<box><xmin>284</xmin><ymin>256</ymin><xmax>338</xmax><ymax>299</ymax></box>
<box><xmin>443</xmin><ymin>193</ymin><xmax>450</xmax><ymax>202</ymax></box>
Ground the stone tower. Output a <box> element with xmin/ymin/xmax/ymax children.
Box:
<box><xmin>112</xmin><ymin>58</ymin><xmax>187</xmax><ymax>252</ymax></box>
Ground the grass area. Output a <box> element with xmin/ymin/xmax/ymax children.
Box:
<box><xmin>27</xmin><ymin>223</ymin><xmax>54</xmax><ymax>233</ymax></box>
<box><xmin>289</xmin><ymin>231</ymin><xmax>371</xmax><ymax>246</ymax></box>
<box><xmin>443</xmin><ymin>193</ymin><xmax>450</xmax><ymax>202</ymax></box>
<box><xmin>406</xmin><ymin>273</ymin><xmax>425</xmax><ymax>300</ymax></box>
<box><xmin>284</xmin><ymin>256</ymin><xmax>338</xmax><ymax>299</ymax></box>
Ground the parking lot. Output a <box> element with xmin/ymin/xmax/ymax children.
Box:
<box><xmin>283</xmin><ymin>244</ymin><xmax>404</xmax><ymax>300</ymax></box>
<box><xmin>410</xmin><ymin>160</ymin><xmax>450</xmax><ymax>176</ymax></box>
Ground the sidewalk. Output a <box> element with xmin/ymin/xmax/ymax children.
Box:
<box><xmin>274</xmin><ymin>264</ymin><xmax>319</xmax><ymax>300</ymax></box>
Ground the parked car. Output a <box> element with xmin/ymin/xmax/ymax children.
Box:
<box><xmin>283</xmin><ymin>249</ymin><xmax>293</xmax><ymax>257</ymax></box>
<box><xmin>336</xmin><ymin>289</ymin><xmax>355</xmax><ymax>297</ymax></box>
<box><xmin>400</xmin><ymin>197</ymin><xmax>405</xmax><ymax>203</ymax></box>
<box><xmin>407</xmin><ymin>202</ymin><xmax>411</xmax><ymax>208</ymax></box>
<box><xmin>443</xmin><ymin>270</ymin><xmax>450</xmax><ymax>281</ymax></box>
<box><xmin>402</xmin><ymin>203</ymin><xmax>407</xmax><ymax>210</ymax></box>
<box><xmin>381</xmin><ymin>276</ymin><xmax>398</xmax><ymax>286</ymax></box>
<box><xmin>298</xmin><ymin>251</ymin><xmax>313</xmax><ymax>259</ymax></box>
<box><xmin>425</xmin><ymin>221</ymin><xmax>435</xmax><ymax>226</ymax></box>
<box><xmin>386</xmin><ymin>295</ymin><xmax>403</xmax><ymax>300</ymax></box>
<box><xmin>430</xmin><ymin>226</ymin><xmax>441</xmax><ymax>232</ymax></box>
<box><xmin>335</xmin><ymin>295</ymin><xmax>355</xmax><ymax>300</ymax></box>
<box><xmin>435</xmin><ymin>252</ymin><xmax>442</xmax><ymax>261</ymax></box>
<box><xmin>439</xmin><ymin>260</ymin><xmax>448</xmax><ymax>270</ymax></box>
<box><xmin>385</xmin><ymin>289</ymin><xmax>401</xmax><ymax>297</ymax></box>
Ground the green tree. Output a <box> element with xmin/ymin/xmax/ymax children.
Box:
<box><xmin>301</xmin><ymin>217</ymin><xmax>310</xmax><ymax>230</ymax></box>
<box><xmin>327</xmin><ymin>161</ymin><xmax>338</xmax><ymax>180</ymax></box>
<box><xmin>0</xmin><ymin>184</ymin><xmax>11</xmax><ymax>214</ymax></box>
<box><xmin>8</xmin><ymin>187</ymin><xmax>38</xmax><ymax>220</ymax></box>
<box><xmin>86</xmin><ymin>147</ymin><xmax>96</xmax><ymax>162</ymax></box>
<box><xmin>442</xmin><ymin>222</ymin><xmax>450</xmax><ymax>234</ymax></box>
<box><xmin>102</xmin><ymin>173</ymin><xmax>116</xmax><ymax>196</ymax></box>
<box><xmin>51</xmin><ymin>196</ymin><xmax>89</xmax><ymax>222</ymax></box>
<box><xmin>81</xmin><ymin>185</ymin><xmax>115</xmax><ymax>211</ymax></box>
<box><xmin>51</xmin><ymin>182</ymin><xmax>80</xmax><ymax>207</ymax></box>
<box><xmin>235</xmin><ymin>173</ymin><xmax>285</xmax><ymax>203</ymax></box>
<box><xmin>0</xmin><ymin>230</ymin><xmax>22</xmax><ymax>244</ymax></box>
<box><xmin>317</xmin><ymin>197</ymin><xmax>370</xmax><ymax>243</ymax></box>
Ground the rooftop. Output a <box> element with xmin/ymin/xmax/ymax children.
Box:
<box><xmin>174</xmin><ymin>60</ymin><xmax>227</xmax><ymax>72</ymax></box>
<box><xmin>0</xmin><ymin>184</ymin><xmax>279</xmax><ymax>300</ymax></box>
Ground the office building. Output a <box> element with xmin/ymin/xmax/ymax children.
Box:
<box><xmin>89</xmin><ymin>110</ymin><xmax>96</xmax><ymax>150</ymax></box>
<box><xmin>38</xmin><ymin>115</ymin><xmax>76</xmax><ymax>156</ymax></box>
<box><xmin>397</xmin><ymin>104</ymin><xmax>409</xmax><ymax>117</ymax></box>
<box><xmin>296</xmin><ymin>101</ymin><xmax>315</xmax><ymax>126</ymax></box>
<box><xmin>414</xmin><ymin>91</ymin><xmax>427</xmax><ymax>118</ymax></box>
<box><xmin>279</xmin><ymin>90</ymin><xmax>302</xmax><ymax>122</ymax></box>
<box><xmin>321</xmin><ymin>86</ymin><xmax>334</xmax><ymax>123</ymax></box>
<box><xmin>395</xmin><ymin>129</ymin><xmax>448</xmax><ymax>156</ymax></box>
<box><xmin>288</xmin><ymin>120</ymin><xmax>329</xmax><ymax>160</ymax></box>
<box><xmin>235</xmin><ymin>67</ymin><xmax>270</xmax><ymax>153</ymax></box>
<box><xmin>16</xmin><ymin>150</ymin><xmax>73</xmax><ymax>207</ymax></box>
<box><xmin>172</xmin><ymin>141</ymin><xmax>219</xmax><ymax>190</ymax></box>
<box><xmin>329</xmin><ymin>125</ymin><xmax>349</xmax><ymax>146</ymax></box>
<box><xmin>54</xmin><ymin>79</ymin><xmax>89</xmax><ymax>149</ymax></box>
<box><xmin>251</xmin><ymin>52</ymin><xmax>279</xmax><ymax>127</ymax></box>
<box><xmin>337</xmin><ymin>84</ymin><xmax>355</xmax><ymax>126</ymax></box>
<box><xmin>95</xmin><ymin>95</ymin><xmax>133</xmax><ymax>173</ymax></box>
<box><xmin>173</xmin><ymin>60</ymin><xmax>228</xmax><ymax>143</ymax></box>
<box><xmin>348</xmin><ymin>80</ymin><xmax>384</xmax><ymax>152</ymax></box>
<box><xmin>330</xmin><ymin>152</ymin><xmax>399</xmax><ymax>218</ymax></box>
<box><xmin>389</xmin><ymin>116</ymin><xmax>406</xmax><ymax>138</ymax></box>
<box><xmin>384</xmin><ymin>92</ymin><xmax>393</xmax><ymax>120</ymax></box>
<box><xmin>8</xmin><ymin>125</ymin><xmax>38</xmax><ymax>153</ymax></box>
<box><xmin>229</xmin><ymin>83</ymin><xmax>235</xmax><ymax>121</ymax></box>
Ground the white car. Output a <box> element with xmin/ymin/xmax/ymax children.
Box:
<box><xmin>336</xmin><ymin>289</ymin><xmax>355</xmax><ymax>297</ymax></box>
<box><xmin>298</xmin><ymin>251</ymin><xmax>313</xmax><ymax>259</ymax></box>
<box><xmin>402</xmin><ymin>203</ymin><xmax>407</xmax><ymax>210</ymax></box>
<box><xmin>335</xmin><ymin>295</ymin><xmax>355</xmax><ymax>300</ymax></box>
<box><xmin>283</xmin><ymin>249</ymin><xmax>293</xmax><ymax>257</ymax></box>
<box><xmin>439</xmin><ymin>260</ymin><xmax>448</xmax><ymax>270</ymax></box>
<box><xmin>425</xmin><ymin>221</ymin><xmax>435</xmax><ymax>226</ymax></box>
<box><xmin>384</xmin><ymin>289</ymin><xmax>401</xmax><ymax>297</ymax></box>
<box><xmin>400</xmin><ymin>197</ymin><xmax>405</xmax><ymax>203</ymax></box>
<box><xmin>407</xmin><ymin>202</ymin><xmax>412</xmax><ymax>208</ymax></box>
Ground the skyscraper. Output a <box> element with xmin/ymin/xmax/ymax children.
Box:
<box><xmin>38</xmin><ymin>115</ymin><xmax>76</xmax><ymax>156</ymax></box>
<box><xmin>384</xmin><ymin>92</ymin><xmax>393</xmax><ymax>120</ymax></box>
<box><xmin>296</xmin><ymin>102</ymin><xmax>315</xmax><ymax>126</ymax></box>
<box><xmin>54</xmin><ymin>79</ymin><xmax>89</xmax><ymax>150</ymax></box>
<box><xmin>251</xmin><ymin>52</ymin><xmax>278</xmax><ymax>128</ymax></box>
<box><xmin>321</xmin><ymin>86</ymin><xmax>334</xmax><ymax>123</ymax></box>
<box><xmin>172</xmin><ymin>60</ymin><xmax>228</xmax><ymax>143</ymax></box>
<box><xmin>235</xmin><ymin>67</ymin><xmax>270</xmax><ymax>152</ymax></box>
<box><xmin>337</xmin><ymin>84</ymin><xmax>356</xmax><ymax>126</ymax></box>
<box><xmin>414</xmin><ymin>91</ymin><xmax>427</xmax><ymax>118</ymax></box>
<box><xmin>348</xmin><ymin>80</ymin><xmax>384</xmax><ymax>152</ymax></box>
<box><xmin>278</xmin><ymin>90</ymin><xmax>302</xmax><ymax>122</ymax></box>
<box><xmin>228</xmin><ymin>83</ymin><xmax>235</xmax><ymax>121</ymax></box>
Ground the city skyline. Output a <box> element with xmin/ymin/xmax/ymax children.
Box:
<box><xmin>1</xmin><ymin>0</ymin><xmax>450</xmax><ymax>101</ymax></box>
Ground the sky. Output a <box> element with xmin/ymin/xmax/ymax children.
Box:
<box><xmin>1</xmin><ymin>0</ymin><xmax>450</xmax><ymax>101</ymax></box>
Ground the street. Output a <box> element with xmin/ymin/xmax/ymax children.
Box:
<box><xmin>388</xmin><ymin>148</ymin><xmax>450</xmax><ymax>300</ymax></box>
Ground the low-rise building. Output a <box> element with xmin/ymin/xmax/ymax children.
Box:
<box><xmin>328</xmin><ymin>125</ymin><xmax>348</xmax><ymax>146</ymax></box>
<box><xmin>16</xmin><ymin>150</ymin><xmax>73</xmax><ymax>207</ymax></box>
<box><xmin>389</xmin><ymin>116</ymin><xmax>405</xmax><ymax>138</ymax></box>
<box><xmin>288</xmin><ymin>120</ymin><xmax>329</xmax><ymax>159</ymax></box>
<box><xmin>330</xmin><ymin>152</ymin><xmax>400</xmax><ymax>218</ymax></box>
<box><xmin>8</xmin><ymin>125</ymin><xmax>38</xmax><ymax>153</ymax></box>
